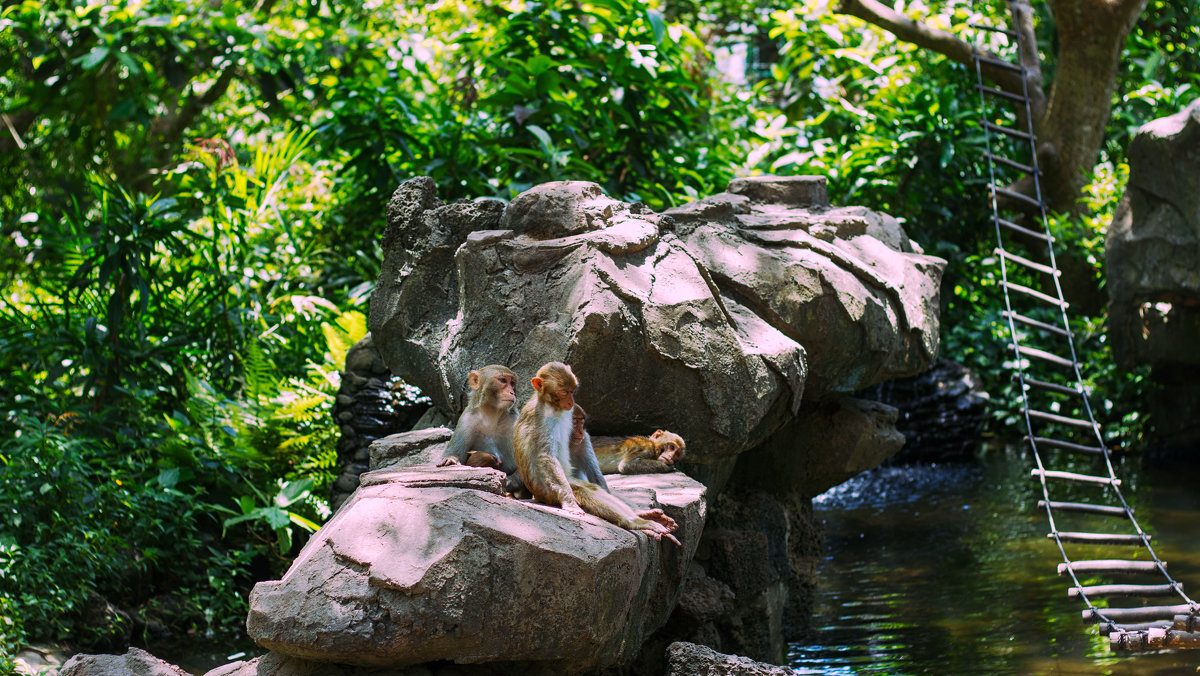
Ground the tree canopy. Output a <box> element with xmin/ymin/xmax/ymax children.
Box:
<box><xmin>1</xmin><ymin>0</ymin><xmax>1196</xmax><ymax>662</ymax></box>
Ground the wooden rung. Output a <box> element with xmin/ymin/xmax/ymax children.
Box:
<box><xmin>1084</xmin><ymin>604</ymin><xmax>1198</xmax><ymax>624</ymax></box>
<box><xmin>1111</xmin><ymin>627</ymin><xmax>1200</xmax><ymax>651</ymax></box>
<box><xmin>996</xmin><ymin>248</ymin><xmax>1059</xmax><ymax>276</ymax></box>
<box><xmin>977</xmin><ymin>84</ymin><xmax>1028</xmax><ymax>103</ymax></box>
<box><xmin>1053</xmin><ymin>532</ymin><xmax>1147</xmax><ymax>545</ymax></box>
<box><xmin>1018</xmin><ymin>346</ymin><xmax>1076</xmax><ymax>368</ymax></box>
<box><xmin>993</xmin><ymin>184</ymin><xmax>1046</xmax><ymax>209</ymax></box>
<box><xmin>974</xmin><ymin>54</ymin><xmax>1024</xmax><ymax>73</ymax></box>
<box><xmin>1102</xmin><ymin>621</ymin><xmax>1173</xmax><ymax>633</ymax></box>
<box><xmin>993</xmin><ymin>216</ymin><xmax>1053</xmax><ymax>242</ymax></box>
<box><xmin>968</xmin><ymin>23</ymin><xmax>1018</xmax><ymax>37</ymax></box>
<box><xmin>1059</xmin><ymin>560</ymin><xmax>1162</xmax><ymax>576</ymax></box>
<box><xmin>1024</xmin><ymin>377</ymin><xmax>1083</xmax><ymax>397</ymax></box>
<box><xmin>1029</xmin><ymin>436</ymin><xmax>1106</xmax><ymax>456</ymax></box>
<box><xmin>983</xmin><ymin>152</ymin><xmax>1038</xmax><ymax>175</ymax></box>
<box><xmin>1174</xmin><ymin>613</ymin><xmax>1200</xmax><ymax>631</ymax></box>
<box><xmin>1004</xmin><ymin>281</ymin><xmax>1067</xmax><ymax>308</ymax></box>
<box><xmin>1003</xmin><ymin>311</ymin><xmax>1069</xmax><ymax>337</ymax></box>
<box><xmin>1028</xmin><ymin>409</ymin><xmax>1095</xmax><ymax>429</ymax></box>
<box><xmin>982</xmin><ymin>121</ymin><xmax>1034</xmax><ymax>142</ymax></box>
<box><xmin>1069</xmin><ymin>584</ymin><xmax>1178</xmax><ymax>599</ymax></box>
<box><xmin>1039</xmin><ymin>500</ymin><xmax>1126</xmax><ymax>517</ymax></box>
<box><xmin>1031</xmin><ymin>469</ymin><xmax>1118</xmax><ymax>487</ymax></box>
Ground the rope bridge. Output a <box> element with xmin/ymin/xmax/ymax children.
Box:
<box><xmin>967</xmin><ymin>6</ymin><xmax>1200</xmax><ymax>652</ymax></box>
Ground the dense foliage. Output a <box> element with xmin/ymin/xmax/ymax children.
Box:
<box><xmin>1</xmin><ymin>0</ymin><xmax>1196</xmax><ymax>660</ymax></box>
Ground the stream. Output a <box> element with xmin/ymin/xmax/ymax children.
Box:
<box><xmin>791</xmin><ymin>446</ymin><xmax>1200</xmax><ymax>675</ymax></box>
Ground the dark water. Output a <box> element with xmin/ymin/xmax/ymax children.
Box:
<box><xmin>791</xmin><ymin>447</ymin><xmax>1200</xmax><ymax>675</ymax></box>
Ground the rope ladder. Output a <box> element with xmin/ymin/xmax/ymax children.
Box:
<box><xmin>967</xmin><ymin>4</ymin><xmax>1200</xmax><ymax>652</ymax></box>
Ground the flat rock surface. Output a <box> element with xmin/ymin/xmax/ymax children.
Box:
<box><xmin>247</xmin><ymin>465</ymin><xmax>706</xmax><ymax>672</ymax></box>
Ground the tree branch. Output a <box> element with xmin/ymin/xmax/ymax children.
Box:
<box><xmin>1</xmin><ymin>111</ymin><xmax>33</xmax><ymax>153</ymax></box>
<box><xmin>835</xmin><ymin>0</ymin><xmax>1032</xmax><ymax>97</ymax></box>
<box><xmin>1010</xmin><ymin>0</ymin><xmax>1047</xmax><ymax>119</ymax></box>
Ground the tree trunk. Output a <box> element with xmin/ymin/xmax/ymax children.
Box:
<box><xmin>1036</xmin><ymin>0</ymin><xmax>1149</xmax><ymax>213</ymax></box>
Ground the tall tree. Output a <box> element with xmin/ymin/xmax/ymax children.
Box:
<box><xmin>835</xmin><ymin>0</ymin><xmax>1149</xmax><ymax>215</ymax></box>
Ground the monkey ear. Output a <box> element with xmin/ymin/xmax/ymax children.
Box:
<box><xmin>652</xmin><ymin>429</ymin><xmax>664</xmax><ymax>439</ymax></box>
<box><xmin>531</xmin><ymin>377</ymin><xmax>543</xmax><ymax>391</ymax></box>
<box><xmin>468</xmin><ymin>370</ymin><xmax>481</xmax><ymax>389</ymax></box>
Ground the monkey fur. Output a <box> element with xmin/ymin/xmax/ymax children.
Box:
<box><xmin>568</xmin><ymin>405</ymin><xmax>609</xmax><ymax>492</ymax></box>
<box><xmin>513</xmin><ymin>362</ymin><xmax>678</xmax><ymax>545</ymax></box>
<box><xmin>437</xmin><ymin>364</ymin><xmax>526</xmax><ymax>495</ymax></box>
<box><xmin>591</xmin><ymin>430</ymin><xmax>686</xmax><ymax>475</ymax></box>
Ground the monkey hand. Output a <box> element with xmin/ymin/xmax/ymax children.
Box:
<box><xmin>636</xmin><ymin>508</ymin><xmax>677</xmax><ymax>531</ymax></box>
<box><xmin>465</xmin><ymin>451</ymin><xmax>502</xmax><ymax>468</ymax></box>
<box><xmin>436</xmin><ymin>456</ymin><xmax>462</xmax><ymax>467</ymax></box>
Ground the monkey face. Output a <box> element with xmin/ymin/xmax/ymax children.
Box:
<box><xmin>542</xmin><ymin>386</ymin><xmax>574</xmax><ymax>411</ymax></box>
<box><xmin>652</xmin><ymin>431</ymin><xmax>686</xmax><ymax>464</ymax></box>
<box><xmin>490</xmin><ymin>372</ymin><xmax>516</xmax><ymax>407</ymax></box>
<box><xmin>532</xmin><ymin>362</ymin><xmax>579</xmax><ymax>411</ymax></box>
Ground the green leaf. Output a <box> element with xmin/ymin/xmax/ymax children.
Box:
<box><xmin>289</xmin><ymin>512</ymin><xmax>321</xmax><ymax>533</ymax></box>
<box><xmin>275</xmin><ymin>526</ymin><xmax>292</xmax><ymax>555</ymax></box>
<box><xmin>275</xmin><ymin>478</ymin><xmax>314</xmax><ymax>507</ymax></box>
<box><xmin>527</xmin><ymin>125</ymin><xmax>552</xmax><ymax>152</ymax></box>
<box><xmin>262</xmin><ymin>506</ymin><xmax>291</xmax><ymax>530</ymax></box>
<box><xmin>646</xmin><ymin>9</ymin><xmax>665</xmax><ymax>45</ymax></box>
<box><xmin>156</xmin><ymin>468</ymin><xmax>180</xmax><ymax>489</ymax></box>
<box><xmin>77</xmin><ymin>47</ymin><xmax>110</xmax><ymax>71</ymax></box>
<box><xmin>139</xmin><ymin>15</ymin><xmax>173</xmax><ymax>27</ymax></box>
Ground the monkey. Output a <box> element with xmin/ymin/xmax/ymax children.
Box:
<box><xmin>591</xmin><ymin>430</ymin><xmax>686</xmax><ymax>475</ymax></box>
<box><xmin>513</xmin><ymin>362</ymin><xmax>679</xmax><ymax>545</ymax></box>
<box><xmin>437</xmin><ymin>364</ymin><xmax>526</xmax><ymax>495</ymax></box>
<box><xmin>568</xmin><ymin>405</ymin><xmax>609</xmax><ymax>491</ymax></box>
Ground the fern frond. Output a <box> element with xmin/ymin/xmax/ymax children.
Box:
<box><xmin>243</xmin><ymin>338</ymin><xmax>277</xmax><ymax>402</ymax></box>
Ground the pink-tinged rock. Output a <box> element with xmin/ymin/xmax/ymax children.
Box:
<box><xmin>368</xmin><ymin>175</ymin><xmax>943</xmax><ymax>486</ymax></box>
<box><xmin>246</xmin><ymin>465</ymin><xmax>706</xmax><ymax>671</ymax></box>
<box><xmin>59</xmin><ymin>648</ymin><xmax>189</xmax><ymax>676</ymax></box>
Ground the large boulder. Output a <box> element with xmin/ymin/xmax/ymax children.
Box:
<box><xmin>246</xmin><ymin>465</ymin><xmax>706</xmax><ymax>672</ymax></box>
<box><xmin>1107</xmin><ymin>98</ymin><xmax>1200</xmax><ymax>449</ymax></box>
<box><xmin>667</xmin><ymin>176</ymin><xmax>943</xmax><ymax>400</ymax></box>
<box><xmin>1108</xmin><ymin>98</ymin><xmax>1200</xmax><ymax>369</ymax></box>
<box><xmin>369</xmin><ymin>176</ymin><xmax>944</xmax><ymax>483</ymax></box>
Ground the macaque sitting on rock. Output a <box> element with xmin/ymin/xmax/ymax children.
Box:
<box><xmin>437</xmin><ymin>364</ymin><xmax>526</xmax><ymax>495</ymax></box>
<box><xmin>513</xmin><ymin>362</ymin><xmax>679</xmax><ymax>545</ymax></box>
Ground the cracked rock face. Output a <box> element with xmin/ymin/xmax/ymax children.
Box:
<box><xmin>246</xmin><ymin>465</ymin><xmax>706</xmax><ymax>671</ymax></box>
<box><xmin>369</xmin><ymin>176</ymin><xmax>944</xmax><ymax>479</ymax></box>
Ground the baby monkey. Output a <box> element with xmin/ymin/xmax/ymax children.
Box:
<box><xmin>513</xmin><ymin>362</ymin><xmax>678</xmax><ymax>545</ymax></box>
<box><xmin>591</xmin><ymin>430</ymin><xmax>686</xmax><ymax>475</ymax></box>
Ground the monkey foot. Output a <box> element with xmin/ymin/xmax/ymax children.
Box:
<box><xmin>435</xmin><ymin>457</ymin><xmax>461</xmax><ymax>467</ymax></box>
<box><xmin>639</xmin><ymin>526</ymin><xmax>681</xmax><ymax>547</ymax></box>
<box><xmin>636</xmin><ymin>508</ymin><xmax>677</xmax><ymax>531</ymax></box>
<box><xmin>561</xmin><ymin>502</ymin><xmax>587</xmax><ymax>516</ymax></box>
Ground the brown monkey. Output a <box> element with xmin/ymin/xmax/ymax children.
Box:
<box><xmin>591</xmin><ymin>430</ymin><xmax>686</xmax><ymax>474</ymax></box>
<box><xmin>437</xmin><ymin>365</ymin><xmax>526</xmax><ymax>495</ymax></box>
<box><xmin>513</xmin><ymin>362</ymin><xmax>678</xmax><ymax>545</ymax></box>
<box><xmin>568</xmin><ymin>405</ymin><xmax>609</xmax><ymax>492</ymax></box>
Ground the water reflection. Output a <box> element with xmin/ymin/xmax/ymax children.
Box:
<box><xmin>792</xmin><ymin>447</ymin><xmax>1200</xmax><ymax>675</ymax></box>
